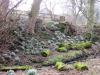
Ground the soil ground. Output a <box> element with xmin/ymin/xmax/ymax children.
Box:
<box><xmin>1</xmin><ymin>57</ymin><xmax>100</xmax><ymax>75</ymax></box>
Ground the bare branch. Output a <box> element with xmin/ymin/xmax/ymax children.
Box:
<box><xmin>5</xmin><ymin>0</ymin><xmax>24</xmax><ymax>18</ymax></box>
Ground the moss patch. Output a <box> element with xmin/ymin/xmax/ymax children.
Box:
<box><xmin>58</xmin><ymin>43</ymin><xmax>71</xmax><ymax>49</ymax></box>
<box><xmin>72</xmin><ymin>41</ymin><xmax>92</xmax><ymax>50</ymax></box>
<box><xmin>74</xmin><ymin>62</ymin><xmax>88</xmax><ymax>71</ymax></box>
<box><xmin>41</xmin><ymin>49</ymin><xmax>52</xmax><ymax>57</ymax></box>
<box><xmin>57</xmin><ymin>47</ymin><xmax>67</xmax><ymax>52</ymax></box>
<box><xmin>64</xmin><ymin>50</ymin><xmax>83</xmax><ymax>62</ymax></box>
<box><xmin>0</xmin><ymin>65</ymin><xmax>33</xmax><ymax>71</ymax></box>
<box><xmin>55</xmin><ymin>62</ymin><xmax>65</xmax><ymax>71</ymax></box>
<box><xmin>42</xmin><ymin>55</ymin><xmax>64</xmax><ymax>66</ymax></box>
<box><xmin>42</xmin><ymin>50</ymin><xmax>83</xmax><ymax>66</ymax></box>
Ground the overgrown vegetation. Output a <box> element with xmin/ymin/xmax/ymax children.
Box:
<box><xmin>0</xmin><ymin>0</ymin><xmax>100</xmax><ymax>74</ymax></box>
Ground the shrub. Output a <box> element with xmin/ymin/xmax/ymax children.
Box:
<box><xmin>74</xmin><ymin>62</ymin><xmax>88</xmax><ymax>71</ymax></box>
<box><xmin>41</xmin><ymin>49</ymin><xmax>51</xmax><ymax>57</ymax></box>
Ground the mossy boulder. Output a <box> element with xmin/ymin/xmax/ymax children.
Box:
<box><xmin>74</xmin><ymin>62</ymin><xmax>88</xmax><ymax>71</ymax></box>
<box><xmin>57</xmin><ymin>47</ymin><xmax>67</xmax><ymax>52</ymax></box>
<box><xmin>55</xmin><ymin>62</ymin><xmax>66</xmax><ymax>71</ymax></box>
<box><xmin>41</xmin><ymin>49</ymin><xmax>51</xmax><ymax>57</ymax></box>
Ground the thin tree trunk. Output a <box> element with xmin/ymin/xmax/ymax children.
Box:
<box><xmin>28</xmin><ymin>0</ymin><xmax>42</xmax><ymax>33</ymax></box>
<box><xmin>87</xmin><ymin>0</ymin><xmax>95</xmax><ymax>40</ymax></box>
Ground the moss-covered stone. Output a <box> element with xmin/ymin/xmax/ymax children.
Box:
<box><xmin>41</xmin><ymin>49</ymin><xmax>51</xmax><ymax>57</ymax></box>
<box><xmin>74</xmin><ymin>62</ymin><xmax>88</xmax><ymax>71</ymax></box>
<box><xmin>0</xmin><ymin>65</ymin><xmax>33</xmax><ymax>71</ymax></box>
<box><xmin>55</xmin><ymin>62</ymin><xmax>65</xmax><ymax>71</ymax></box>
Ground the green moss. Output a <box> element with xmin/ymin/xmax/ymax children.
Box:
<box><xmin>72</xmin><ymin>43</ymin><xmax>84</xmax><ymax>50</ymax></box>
<box><xmin>57</xmin><ymin>43</ymin><xmax>72</xmax><ymax>52</ymax></box>
<box><xmin>0</xmin><ymin>65</ymin><xmax>33</xmax><ymax>71</ymax></box>
<box><xmin>58</xmin><ymin>43</ymin><xmax>71</xmax><ymax>49</ymax></box>
<box><xmin>42</xmin><ymin>50</ymin><xmax>83</xmax><ymax>66</ymax></box>
<box><xmin>66</xmin><ymin>44</ymin><xmax>72</xmax><ymax>50</ymax></box>
<box><xmin>82</xmin><ymin>41</ymin><xmax>92</xmax><ymax>49</ymax></box>
<box><xmin>42</xmin><ymin>55</ymin><xmax>64</xmax><ymax>66</ymax></box>
<box><xmin>41</xmin><ymin>49</ymin><xmax>51</xmax><ymax>57</ymax></box>
<box><xmin>58</xmin><ymin>43</ymin><xmax>66</xmax><ymax>47</ymax></box>
<box><xmin>57</xmin><ymin>47</ymin><xmax>67</xmax><ymax>52</ymax></box>
<box><xmin>72</xmin><ymin>41</ymin><xmax>92</xmax><ymax>49</ymax></box>
<box><xmin>74</xmin><ymin>62</ymin><xmax>88</xmax><ymax>71</ymax></box>
<box><xmin>65</xmin><ymin>50</ymin><xmax>83</xmax><ymax>61</ymax></box>
<box><xmin>55</xmin><ymin>62</ymin><xmax>65</xmax><ymax>71</ymax></box>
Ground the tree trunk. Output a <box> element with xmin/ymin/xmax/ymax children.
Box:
<box><xmin>28</xmin><ymin>0</ymin><xmax>42</xmax><ymax>33</ymax></box>
<box><xmin>87</xmin><ymin>0</ymin><xmax>95</xmax><ymax>40</ymax></box>
<box><xmin>0</xmin><ymin>0</ymin><xmax>9</xmax><ymax>21</ymax></box>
